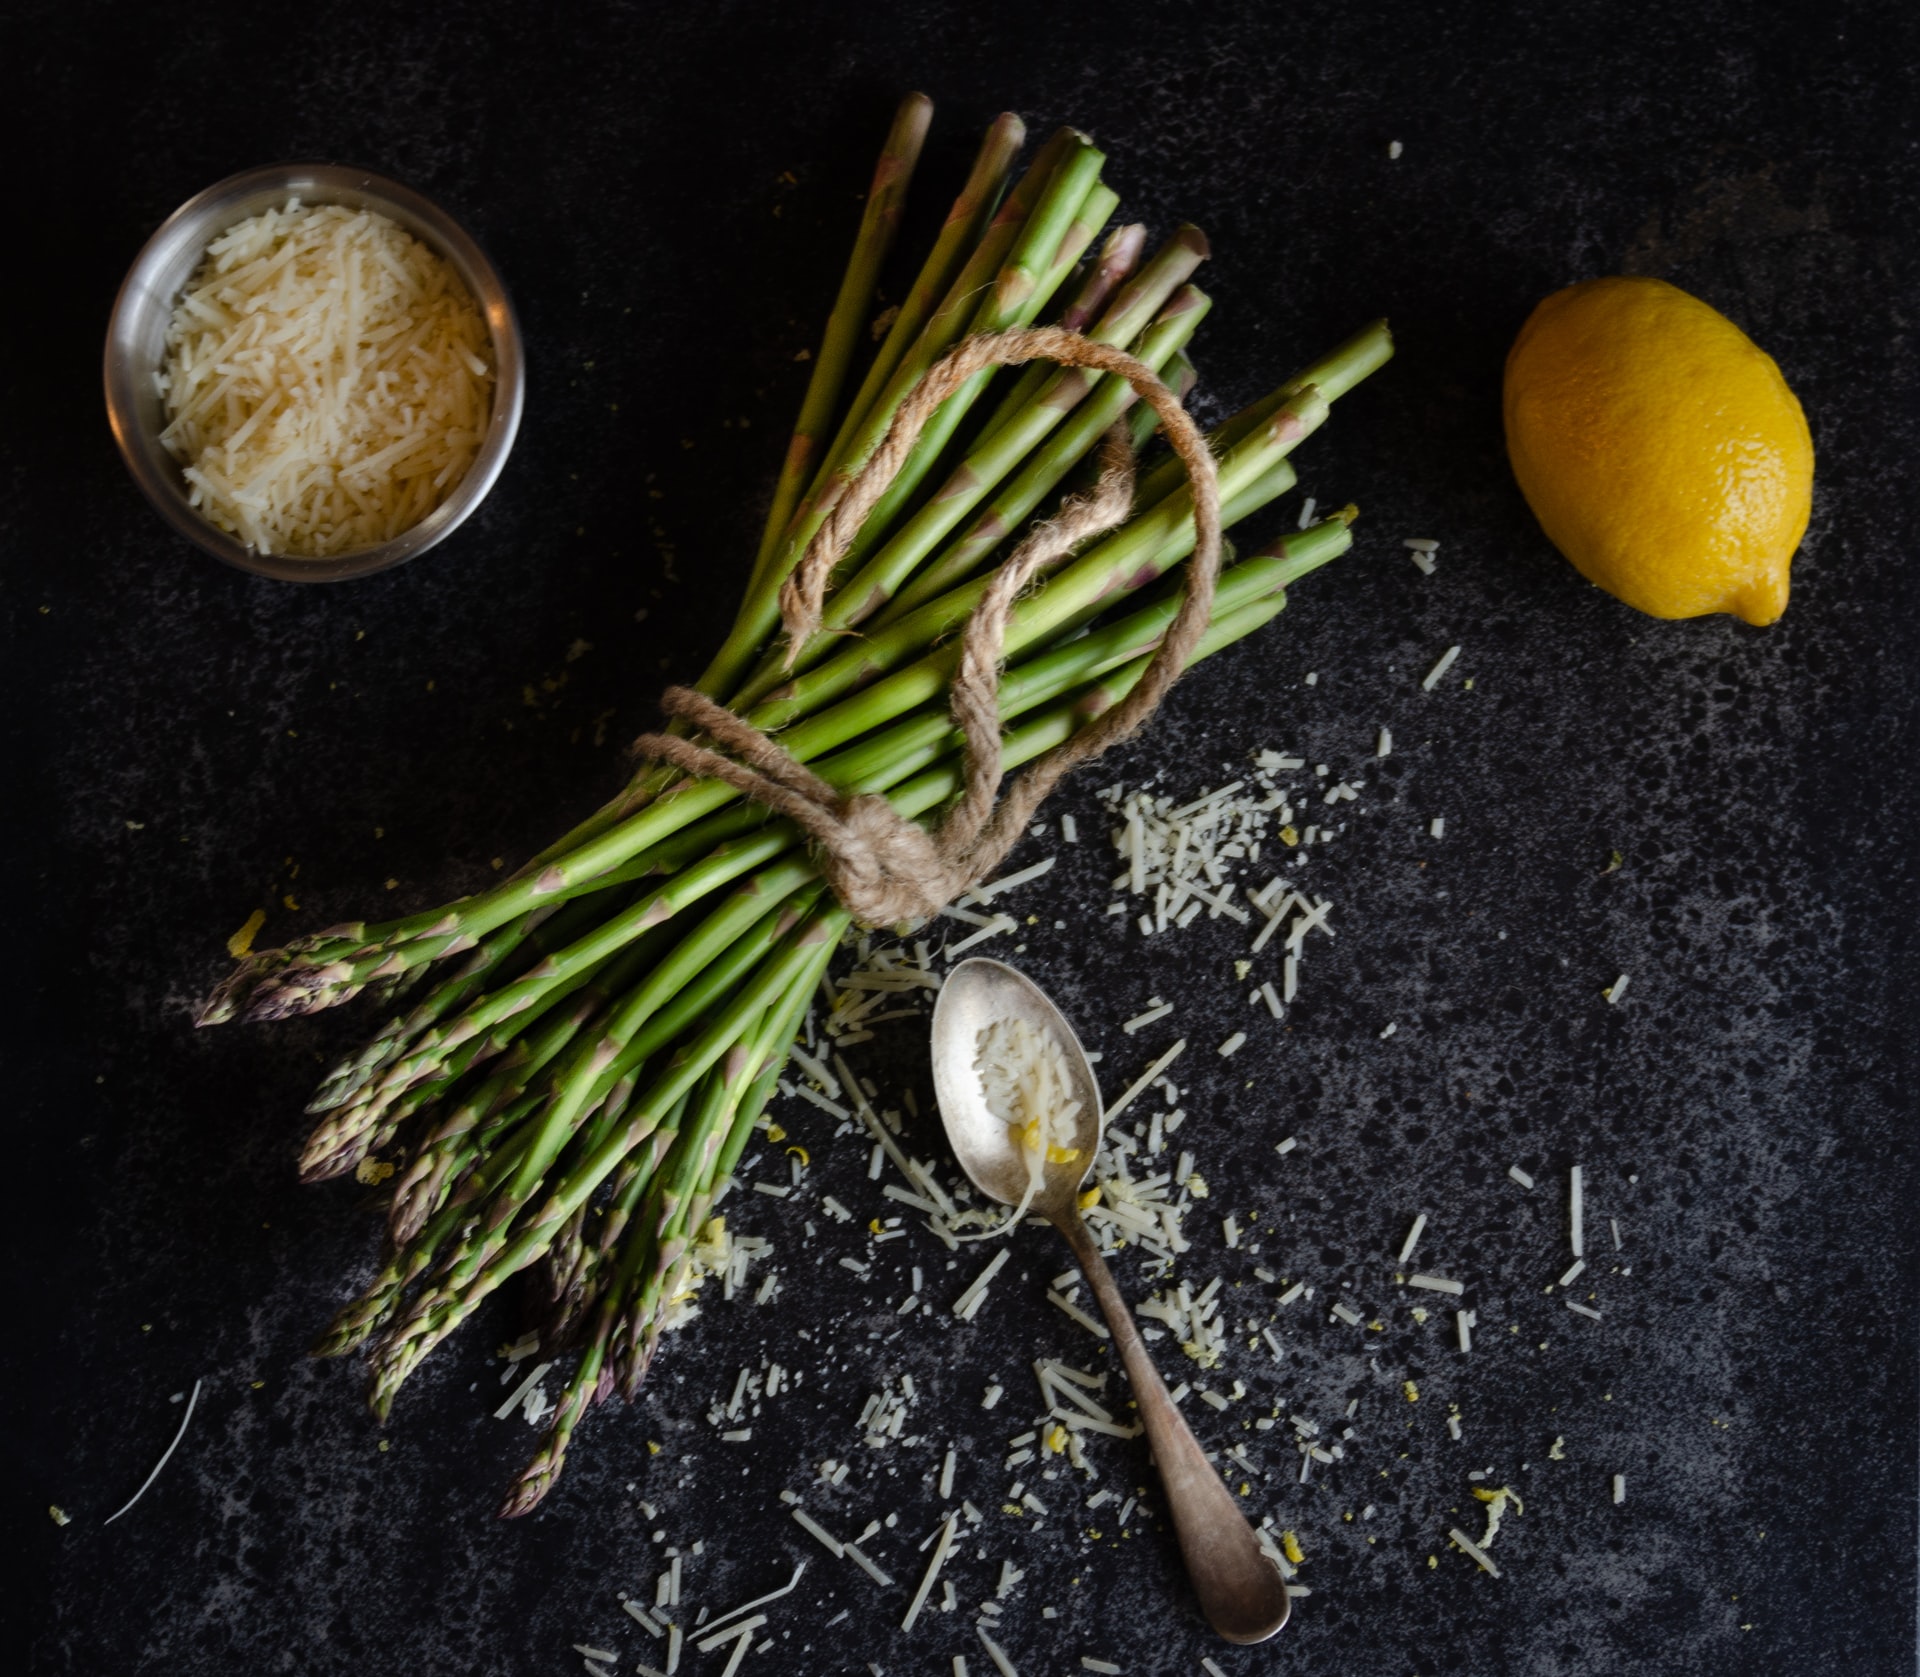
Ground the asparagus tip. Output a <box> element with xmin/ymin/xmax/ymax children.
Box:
<box><xmin>498</xmin><ymin>1458</ymin><xmax>560</xmax><ymax>1519</ymax></box>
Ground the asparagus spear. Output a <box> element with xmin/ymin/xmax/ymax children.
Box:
<box><xmin>744</xmin><ymin>94</ymin><xmax>933</xmax><ymax>598</ymax></box>
<box><xmin>732</xmin><ymin>226</ymin><xmax>1211</xmax><ymax>681</ymax></box>
<box><xmin>746</xmin><ymin>111</ymin><xmax>1027</xmax><ymax>602</ymax></box>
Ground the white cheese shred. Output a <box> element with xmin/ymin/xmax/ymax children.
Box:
<box><xmin>703</xmin><ymin>1561</ymin><xmax>806</xmax><ymax>1639</ymax></box>
<box><xmin>843</xmin><ymin>1542</ymin><xmax>893</xmax><ymax>1587</ymax></box>
<box><xmin>103</xmin><ymin>1377</ymin><xmax>203</xmax><ymax>1525</ymax></box>
<box><xmin>790</xmin><ymin>1507</ymin><xmax>844</xmax><ymax>1558</ymax></box>
<box><xmin>493</xmin><ymin>1359</ymin><xmax>553</xmax><ymax>1421</ymax></box>
<box><xmin>1104</xmin><ymin>1040</ymin><xmax>1186</xmax><ymax>1124</ymax></box>
<box><xmin>901</xmin><ymin>1516</ymin><xmax>956</xmax><ymax>1631</ymax></box>
<box><xmin>1408</xmin><ymin>1273</ymin><xmax>1463</xmax><ymax>1296</ymax></box>
<box><xmin>976</xmin><ymin>1626</ymin><xmax>1020</xmax><ymax>1677</ymax></box>
<box><xmin>696</xmin><ymin>1616</ymin><xmax>765</xmax><ymax>1654</ymax></box>
<box><xmin>1421</xmin><ymin>644</ymin><xmax>1462</xmax><ymax>690</ymax></box>
<box><xmin>1448</xmin><ymin>1525</ymin><xmax>1502</xmax><ymax>1577</ymax></box>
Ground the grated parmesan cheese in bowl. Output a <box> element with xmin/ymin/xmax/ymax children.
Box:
<box><xmin>158</xmin><ymin>199</ymin><xmax>492</xmax><ymax>557</ymax></box>
<box><xmin>105</xmin><ymin>163</ymin><xmax>523</xmax><ymax>581</ymax></box>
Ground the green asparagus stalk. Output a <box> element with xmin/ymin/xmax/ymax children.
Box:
<box><xmin>700</xmin><ymin>128</ymin><xmax>1090</xmax><ymax>703</ymax></box>
<box><xmin>1131</xmin><ymin>316</ymin><xmax>1395</xmax><ymax>510</ymax></box>
<box><xmin>747</xmin><ymin>111</ymin><xmax>1027</xmax><ymax>602</ymax></box>
<box><xmin>868</xmin><ymin>282</ymin><xmax>1214</xmax><ymax>626</ymax></box>
<box><xmin>730</xmin><ymin>226</ymin><xmax>1211</xmax><ymax>684</ymax></box>
<box><xmin>826</xmin><ymin>171</ymin><xmax>1121</xmax><ymax>577</ymax></box>
<box><xmin>501</xmin><ymin>973</ymin><xmax>813</xmax><ymax>1518</ymax></box>
<box><xmin>319</xmin><ymin>882</ymin><xmax>823</xmax><ymax>1354</ymax></box>
<box><xmin>744</xmin><ymin>94</ymin><xmax>932</xmax><ymax>597</ymax></box>
<box><xmin>369</xmin><ymin>910</ymin><xmax>843</xmax><ymax>1414</ymax></box>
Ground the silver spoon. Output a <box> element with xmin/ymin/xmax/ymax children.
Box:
<box><xmin>930</xmin><ymin>957</ymin><xmax>1291</xmax><ymax>1645</ymax></box>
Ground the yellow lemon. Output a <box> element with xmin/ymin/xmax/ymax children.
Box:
<box><xmin>1503</xmin><ymin>276</ymin><xmax>1812</xmax><ymax>625</ymax></box>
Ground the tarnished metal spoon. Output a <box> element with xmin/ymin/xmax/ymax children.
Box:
<box><xmin>930</xmin><ymin>957</ymin><xmax>1291</xmax><ymax>1644</ymax></box>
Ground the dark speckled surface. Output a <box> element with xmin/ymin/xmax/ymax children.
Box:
<box><xmin>6</xmin><ymin>2</ymin><xmax>1918</xmax><ymax>1673</ymax></box>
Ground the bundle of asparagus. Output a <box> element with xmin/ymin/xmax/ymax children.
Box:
<box><xmin>198</xmin><ymin>93</ymin><xmax>1391</xmax><ymax>1514</ymax></box>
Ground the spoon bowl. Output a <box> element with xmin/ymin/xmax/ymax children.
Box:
<box><xmin>930</xmin><ymin>957</ymin><xmax>1292</xmax><ymax>1645</ymax></box>
<box><xmin>929</xmin><ymin>956</ymin><xmax>1104</xmax><ymax>1218</ymax></box>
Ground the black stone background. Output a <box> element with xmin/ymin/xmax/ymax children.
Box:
<box><xmin>5</xmin><ymin>1</ymin><xmax>1917</xmax><ymax>1673</ymax></box>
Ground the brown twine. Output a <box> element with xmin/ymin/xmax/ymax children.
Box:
<box><xmin>631</xmin><ymin>324</ymin><xmax>1222</xmax><ymax>928</ymax></box>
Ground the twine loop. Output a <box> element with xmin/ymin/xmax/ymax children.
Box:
<box><xmin>632</xmin><ymin>325</ymin><xmax>1221</xmax><ymax>927</ymax></box>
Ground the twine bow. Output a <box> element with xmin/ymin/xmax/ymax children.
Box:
<box><xmin>631</xmin><ymin>324</ymin><xmax>1221</xmax><ymax>928</ymax></box>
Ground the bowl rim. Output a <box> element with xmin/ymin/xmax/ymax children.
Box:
<box><xmin>102</xmin><ymin>160</ymin><xmax>525</xmax><ymax>584</ymax></box>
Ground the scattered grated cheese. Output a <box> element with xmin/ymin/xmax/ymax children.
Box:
<box><xmin>843</xmin><ymin>1543</ymin><xmax>893</xmax><ymax>1587</ymax></box>
<box><xmin>790</xmin><ymin>1507</ymin><xmax>844</xmax><ymax>1558</ymax></box>
<box><xmin>901</xmin><ymin>1516</ymin><xmax>956</xmax><ymax>1631</ymax></box>
<box><xmin>1122</xmin><ymin>1001</ymin><xmax>1175</xmax><ymax>1034</ymax></box>
<box><xmin>494</xmin><ymin>1360</ymin><xmax>553</xmax><ymax>1422</ymax></box>
<box><xmin>965</xmin><ymin>856</ymin><xmax>1057</xmax><ymax>904</ymax></box>
<box><xmin>976</xmin><ymin>1625</ymin><xmax>1020</xmax><ymax>1677</ymax></box>
<box><xmin>954</xmin><ymin>1250</ymin><xmax>1011</xmax><ymax>1319</ymax></box>
<box><xmin>1448</xmin><ymin>1526</ymin><xmax>1501</xmax><ymax>1577</ymax></box>
<box><xmin>1421</xmin><ymin>645</ymin><xmax>1462</xmax><ymax>691</ymax></box>
<box><xmin>1048</xmin><ymin>1291</ymin><xmax>1111</xmax><ymax>1340</ymax></box>
<box><xmin>696</xmin><ymin>1617</ymin><xmax>766</xmax><ymax>1654</ymax></box>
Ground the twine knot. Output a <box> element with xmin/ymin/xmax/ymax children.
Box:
<box><xmin>632</xmin><ymin>324</ymin><xmax>1221</xmax><ymax>928</ymax></box>
<box><xmin>815</xmin><ymin>794</ymin><xmax>961</xmax><ymax>927</ymax></box>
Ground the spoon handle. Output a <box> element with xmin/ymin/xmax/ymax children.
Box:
<box><xmin>1053</xmin><ymin>1212</ymin><xmax>1292</xmax><ymax>1644</ymax></box>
